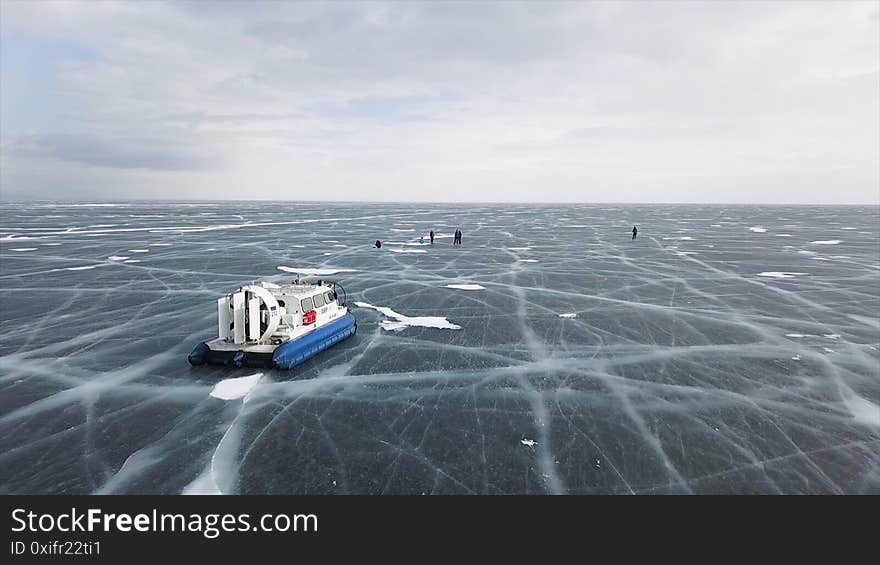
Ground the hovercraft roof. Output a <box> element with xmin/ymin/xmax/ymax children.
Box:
<box><xmin>256</xmin><ymin>280</ymin><xmax>334</xmax><ymax>299</ymax></box>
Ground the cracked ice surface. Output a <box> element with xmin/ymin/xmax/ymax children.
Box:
<box><xmin>0</xmin><ymin>202</ymin><xmax>879</xmax><ymax>494</ymax></box>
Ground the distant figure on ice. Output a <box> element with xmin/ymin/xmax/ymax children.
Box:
<box><xmin>453</xmin><ymin>229</ymin><xmax>462</xmax><ymax>245</ymax></box>
<box><xmin>374</xmin><ymin>240</ymin><xmax>382</xmax><ymax>248</ymax></box>
<box><xmin>420</xmin><ymin>236</ymin><xmax>424</xmax><ymax>244</ymax></box>
<box><xmin>429</xmin><ymin>230</ymin><xmax>435</xmax><ymax>244</ymax></box>
<box><xmin>632</xmin><ymin>226</ymin><xmax>638</xmax><ymax>240</ymax></box>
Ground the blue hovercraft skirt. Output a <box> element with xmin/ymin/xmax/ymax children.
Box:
<box><xmin>188</xmin><ymin>313</ymin><xmax>357</xmax><ymax>370</ymax></box>
<box><xmin>272</xmin><ymin>313</ymin><xmax>357</xmax><ymax>370</ymax></box>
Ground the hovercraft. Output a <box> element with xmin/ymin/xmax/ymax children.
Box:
<box><xmin>188</xmin><ymin>278</ymin><xmax>356</xmax><ymax>370</ymax></box>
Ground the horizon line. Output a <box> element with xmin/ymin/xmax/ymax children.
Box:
<box><xmin>1</xmin><ymin>197</ymin><xmax>879</xmax><ymax>207</ymax></box>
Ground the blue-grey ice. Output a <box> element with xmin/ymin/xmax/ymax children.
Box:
<box><xmin>0</xmin><ymin>202</ymin><xmax>878</xmax><ymax>494</ymax></box>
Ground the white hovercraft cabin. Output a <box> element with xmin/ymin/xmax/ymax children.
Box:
<box><xmin>188</xmin><ymin>279</ymin><xmax>357</xmax><ymax>369</ymax></box>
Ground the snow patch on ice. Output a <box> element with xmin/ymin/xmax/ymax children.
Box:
<box><xmin>749</xmin><ymin>227</ymin><xmax>767</xmax><ymax>233</ymax></box>
<box><xmin>521</xmin><ymin>438</ymin><xmax>538</xmax><ymax>447</ymax></box>
<box><xmin>52</xmin><ymin>203</ymin><xmax>125</xmax><ymax>207</ymax></box>
<box><xmin>123</xmin><ymin>260</ymin><xmax>141</xmax><ymax>263</ymax></box>
<box><xmin>277</xmin><ymin>266</ymin><xmax>358</xmax><ymax>275</ymax></box>
<box><xmin>354</xmin><ymin>302</ymin><xmax>461</xmax><ymax>331</ymax></box>
<box><xmin>757</xmin><ymin>272</ymin><xmax>807</xmax><ymax>279</ymax></box>
<box><xmin>775</xmin><ymin>234</ymin><xmax>792</xmax><ymax>237</ymax></box>
<box><xmin>389</xmin><ymin>248</ymin><xmax>427</xmax><ymax>254</ymax></box>
<box><xmin>519</xmin><ymin>259</ymin><xmax>538</xmax><ymax>263</ymax></box>
<box><xmin>108</xmin><ymin>256</ymin><xmax>129</xmax><ymax>261</ymax></box>
<box><xmin>810</xmin><ymin>240</ymin><xmax>842</xmax><ymax>245</ymax></box>
<box><xmin>128</xmin><ymin>249</ymin><xmax>149</xmax><ymax>253</ymax></box>
<box><xmin>507</xmin><ymin>247</ymin><xmax>531</xmax><ymax>251</ymax></box>
<box><xmin>9</xmin><ymin>248</ymin><xmax>37</xmax><ymax>252</ymax></box>
<box><xmin>559</xmin><ymin>313</ymin><xmax>577</xmax><ymax>318</ymax></box>
<box><xmin>182</xmin><ymin>470</ymin><xmax>222</xmax><ymax>495</ymax></box>
<box><xmin>842</xmin><ymin>393</ymin><xmax>880</xmax><ymax>427</ymax></box>
<box><xmin>445</xmin><ymin>284</ymin><xmax>485</xmax><ymax>290</ymax></box>
<box><xmin>210</xmin><ymin>373</ymin><xmax>263</xmax><ymax>400</ymax></box>
<box><xmin>66</xmin><ymin>265</ymin><xmax>102</xmax><ymax>271</ymax></box>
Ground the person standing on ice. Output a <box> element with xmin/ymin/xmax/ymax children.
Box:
<box><xmin>374</xmin><ymin>240</ymin><xmax>382</xmax><ymax>248</ymax></box>
<box><xmin>429</xmin><ymin>230</ymin><xmax>435</xmax><ymax>244</ymax></box>
<box><xmin>632</xmin><ymin>226</ymin><xmax>638</xmax><ymax>240</ymax></box>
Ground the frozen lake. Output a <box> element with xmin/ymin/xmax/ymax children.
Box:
<box><xmin>1</xmin><ymin>201</ymin><xmax>878</xmax><ymax>494</ymax></box>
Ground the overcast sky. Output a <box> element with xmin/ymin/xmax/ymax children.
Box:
<box><xmin>1</xmin><ymin>1</ymin><xmax>878</xmax><ymax>203</ymax></box>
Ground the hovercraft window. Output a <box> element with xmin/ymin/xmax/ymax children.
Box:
<box><xmin>324</xmin><ymin>291</ymin><xmax>335</xmax><ymax>304</ymax></box>
<box><xmin>278</xmin><ymin>300</ymin><xmax>285</xmax><ymax>307</ymax></box>
<box><xmin>313</xmin><ymin>294</ymin><xmax>325</xmax><ymax>308</ymax></box>
<box><xmin>301</xmin><ymin>297</ymin><xmax>314</xmax><ymax>312</ymax></box>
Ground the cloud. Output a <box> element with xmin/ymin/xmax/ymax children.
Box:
<box><xmin>311</xmin><ymin>94</ymin><xmax>455</xmax><ymax>123</ymax></box>
<box><xmin>0</xmin><ymin>1</ymin><xmax>877</xmax><ymax>203</ymax></box>
<box><xmin>8</xmin><ymin>134</ymin><xmax>219</xmax><ymax>171</ymax></box>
